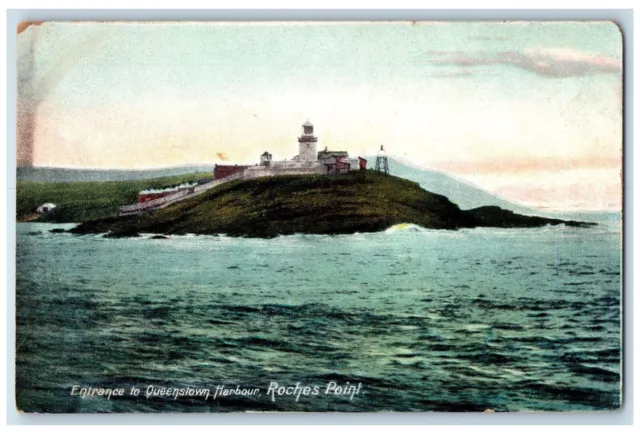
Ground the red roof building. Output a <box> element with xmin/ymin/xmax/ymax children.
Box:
<box><xmin>358</xmin><ymin>157</ymin><xmax>367</xmax><ymax>171</ymax></box>
<box><xmin>214</xmin><ymin>164</ymin><xmax>251</xmax><ymax>180</ymax></box>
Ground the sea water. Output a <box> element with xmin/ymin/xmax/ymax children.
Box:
<box><xmin>15</xmin><ymin>219</ymin><xmax>622</xmax><ymax>412</ymax></box>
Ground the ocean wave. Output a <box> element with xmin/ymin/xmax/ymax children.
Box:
<box><xmin>384</xmin><ymin>223</ymin><xmax>430</xmax><ymax>234</ymax></box>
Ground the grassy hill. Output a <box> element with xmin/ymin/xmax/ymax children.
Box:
<box><xmin>16</xmin><ymin>172</ymin><xmax>212</xmax><ymax>223</ymax></box>
<box><xmin>69</xmin><ymin>171</ymin><xmax>593</xmax><ymax>238</ymax></box>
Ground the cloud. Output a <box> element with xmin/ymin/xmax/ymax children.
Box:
<box><xmin>216</xmin><ymin>152</ymin><xmax>229</xmax><ymax>161</ymax></box>
<box><xmin>424</xmin><ymin>68</ymin><xmax>476</xmax><ymax>78</ymax></box>
<box><xmin>423</xmin><ymin>48</ymin><xmax>621</xmax><ymax>78</ymax></box>
<box><xmin>495</xmin><ymin>181</ymin><xmax>621</xmax><ymax>212</ymax></box>
<box><xmin>471</xmin><ymin>35</ymin><xmax>510</xmax><ymax>42</ymax></box>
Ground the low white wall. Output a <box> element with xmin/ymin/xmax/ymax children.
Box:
<box><xmin>271</xmin><ymin>160</ymin><xmax>323</xmax><ymax>170</ymax></box>
<box><xmin>242</xmin><ymin>165</ymin><xmax>325</xmax><ymax>180</ymax></box>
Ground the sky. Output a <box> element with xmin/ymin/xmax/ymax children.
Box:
<box><xmin>16</xmin><ymin>21</ymin><xmax>622</xmax><ymax>211</ymax></box>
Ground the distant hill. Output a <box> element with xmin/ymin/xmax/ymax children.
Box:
<box><xmin>374</xmin><ymin>158</ymin><xmax>620</xmax><ymax>222</ymax></box>
<box><xmin>367</xmin><ymin>157</ymin><xmax>536</xmax><ymax>214</ymax></box>
<box><xmin>17</xmin><ymin>166</ymin><xmax>214</xmax><ymax>183</ymax></box>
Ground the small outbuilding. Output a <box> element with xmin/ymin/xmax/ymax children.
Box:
<box><xmin>323</xmin><ymin>156</ymin><xmax>351</xmax><ymax>174</ymax></box>
<box><xmin>358</xmin><ymin>157</ymin><xmax>367</xmax><ymax>171</ymax></box>
<box><xmin>36</xmin><ymin>203</ymin><xmax>57</xmax><ymax>214</ymax></box>
<box><xmin>318</xmin><ymin>147</ymin><xmax>349</xmax><ymax>162</ymax></box>
<box><xmin>260</xmin><ymin>152</ymin><xmax>273</xmax><ymax>166</ymax></box>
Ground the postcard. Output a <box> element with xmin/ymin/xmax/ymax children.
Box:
<box><xmin>15</xmin><ymin>21</ymin><xmax>622</xmax><ymax>413</ymax></box>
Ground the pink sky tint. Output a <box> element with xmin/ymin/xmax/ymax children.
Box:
<box><xmin>433</xmin><ymin>153</ymin><xmax>621</xmax><ymax>175</ymax></box>
<box><xmin>495</xmin><ymin>180</ymin><xmax>622</xmax><ymax>211</ymax></box>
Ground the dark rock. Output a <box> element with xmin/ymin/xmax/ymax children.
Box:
<box><xmin>104</xmin><ymin>230</ymin><xmax>140</xmax><ymax>238</ymax></box>
<box><xmin>465</xmin><ymin>206</ymin><xmax>597</xmax><ymax>228</ymax></box>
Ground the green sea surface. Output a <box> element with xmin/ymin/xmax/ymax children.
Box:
<box><xmin>15</xmin><ymin>219</ymin><xmax>621</xmax><ymax>412</ymax></box>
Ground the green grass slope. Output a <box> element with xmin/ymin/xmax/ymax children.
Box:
<box><xmin>72</xmin><ymin>171</ymin><xmax>475</xmax><ymax>237</ymax></box>
<box><xmin>16</xmin><ymin>172</ymin><xmax>212</xmax><ymax>223</ymax></box>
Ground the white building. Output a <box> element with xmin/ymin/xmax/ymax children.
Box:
<box><xmin>229</xmin><ymin>121</ymin><xmax>365</xmax><ymax>179</ymax></box>
<box><xmin>120</xmin><ymin>121</ymin><xmax>367</xmax><ymax>216</ymax></box>
<box><xmin>36</xmin><ymin>203</ymin><xmax>57</xmax><ymax>214</ymax></box>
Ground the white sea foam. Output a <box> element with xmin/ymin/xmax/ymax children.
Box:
<box><xmin>384</xmin><ymin>223</ymin><xmax>428</xmax><ymax>234</ymax></box>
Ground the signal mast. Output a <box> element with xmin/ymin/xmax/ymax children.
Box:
<box><xmin>375</xmin><ymin>145</ymin><xmax>389</xmax><ymax>174</ymax></box>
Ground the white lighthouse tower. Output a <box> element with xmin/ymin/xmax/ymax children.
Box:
<box><xmin>297</xmin><ymin>121</ymin><xmax>318</xmax><ymax>161</ymax></box>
